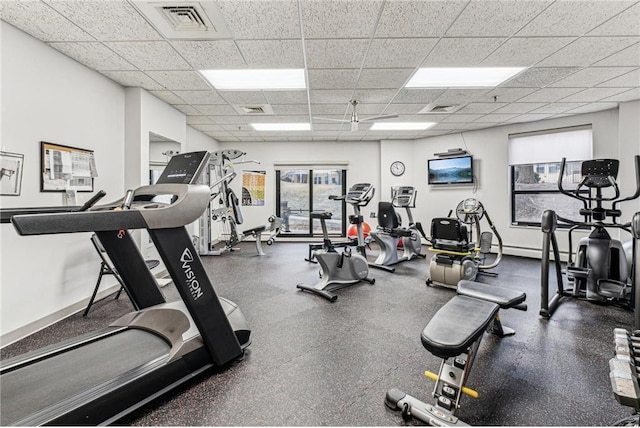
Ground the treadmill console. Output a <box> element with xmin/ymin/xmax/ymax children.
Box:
<box><xmin>392</xmin><ymin>186</ymin><xmax>416</xmax><ymax>208</ymax></box>
<box><xmin>156</xmin><ymin>151</ymin><xmax>211</xmax><ymax>184</ymax></box>
<box><xmin>345</xmin><ymin>183</ymin><xmax>374</xmax><ymax>205</ymax></box>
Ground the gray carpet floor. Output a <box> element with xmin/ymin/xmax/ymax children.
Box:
<box><xmin>1</xmin><ymin>241</ymin><xmax>635</xmax><ymax>426</ymax></box>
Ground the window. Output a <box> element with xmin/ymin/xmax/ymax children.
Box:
<box><xmin>276</xmin><ymin>167</ymin><xmax>347</xmax><ymax>237</ymax></box>
<box><xmin>509</xmin><ymin>126</ymin><xmax>593</xmax><ymax>227</ymax></box>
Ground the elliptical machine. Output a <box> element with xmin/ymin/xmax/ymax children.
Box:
<box><xmin>541</xmin><ymin>156</ymin><xmax>640</xmax><ymax>321</ymax></box>
<box><xmin>427</xmin><ymin>198</ymin><xmax>503</xmax><ymax>288</ymax></box>
<box><xmin>369</xmin><ymin>186</ymin><xmax>428</xmax><ymax>273</ymax></box>
<box><xmin>297</xmin><ymin>183</ymin><xmax>375</xmax><ymax>302</ymax></box>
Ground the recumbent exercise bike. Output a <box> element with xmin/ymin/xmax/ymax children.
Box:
<box><xmin>427</xmin><ymin>198</ymin><xmax>503</xmax><ymax>288</ymax></box>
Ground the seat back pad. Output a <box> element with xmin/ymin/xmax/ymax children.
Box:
<box><xmin>457</xmin><ymin>280</ymin><xmax>526</xmax><ymax>309</ymax></box>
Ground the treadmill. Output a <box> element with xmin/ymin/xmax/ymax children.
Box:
<box><xmin>0</xmin><ymin>151</ymin><xmax>251</xmax><ymax>426</ymax></box>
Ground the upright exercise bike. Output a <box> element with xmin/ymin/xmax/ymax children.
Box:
<box><xmin>369</xmin><ymin>185</ymin><xmax>427</xmax><ymax>273</ymax></box>
<box><xmin>540</xmin><ymin>156</ymin><xmax>640</xmax><ymax>323</ymax></box>
<box><xmin>297</xmin><ymin>183</ymin><xmax>375</xmax><ymax>302</ymax></box>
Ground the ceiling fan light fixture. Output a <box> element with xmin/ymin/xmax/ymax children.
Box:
<box><xmin>251</xmin><ymin>123</ymin><xmax>311</xmax><ymax>131</ymax></box>
<box><xmin>405</xmin><ymin>67</ymin><xmax>526</xmax><ymax>88</ymax></box>
<box><xmin>370</xmin><ymin>122</ymin><xmax>436</xmax><ymax>131</ymax></box>
<box><xmin>199</xmin><ymin>69</ymin><xmax>306</xmax><ymax>90</ymax></box>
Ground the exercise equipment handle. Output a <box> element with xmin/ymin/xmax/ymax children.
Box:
<box><xmin>78</xmin><ymin>190</ymin><xmax>106</xmax><ymax>211</ymax></box>
<box><xmin>424</xmin><ymin>371</ymin><xmax>479</xmax><ymax>399</ymax></box>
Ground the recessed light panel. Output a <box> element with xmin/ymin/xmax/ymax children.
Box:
<box><xmin>199</xmin><ymin>69</ymin><xmax>306</xmax><ymax>90</ymax></box>
<box><xmin>251</xmin><ymin>123</ymin><xmax>311</xmax><ymax>131</ymax></box>
<box><xmin>405</xmin><ymin>67</ymin><xmax>526</xmax><ymax>88</ymax></box>
<box><xmin>369</xmin><ymin>122</ymin><xmax>436</xmax><ymax>130</ymax></box>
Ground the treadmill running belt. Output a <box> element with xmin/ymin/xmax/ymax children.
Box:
<box><xmin>1</xmin><ymin>329</ymin><xmax>170</xmax><ymax>426</ymax></box>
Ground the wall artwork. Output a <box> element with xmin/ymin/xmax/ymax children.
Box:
<box><xmin>242</xmin><ymin>170</ymin><xmax>266</xmax><ymax>206</ymax></box>
<box><xmin>0</xmin><ymin>151</ymin><xmax>25</xmax><ymax>196</ymax></box>
<box><xmin>41</xmin><ymin>141</ymin><xmax>97</xmax><ymax>192</ymax></box>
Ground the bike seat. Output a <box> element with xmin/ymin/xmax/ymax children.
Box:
<box><xmin>310</xmin><ymin>211</ymin><xmax>332</xmax><ymax>220</ymax></box>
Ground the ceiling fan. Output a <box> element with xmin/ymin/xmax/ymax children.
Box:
<box><xmin>313</xmin><ymin>100</ymin><xmax>398</xmax><ymax>131</ymax></box>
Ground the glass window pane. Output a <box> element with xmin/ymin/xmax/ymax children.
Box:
<box><xmin>312</xmin><ymin>170</ymin><xmax>343</xmax><ymax>235</ymax></box>
<box><xmin>279</xmin><ymin>169</ymin><xmax>309</xmax><ymax>234</ymax></box>
<box><xmin>513</xmin><ymin>161</ymin><xmax>582</xmax><ymax>191</ymax></box>
<box><xmin>513</xmin><ymin>193</ymin><xmax>585</xmax><ymax>224</ymax></box>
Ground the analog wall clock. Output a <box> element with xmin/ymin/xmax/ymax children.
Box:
<box><xmin>390</xmin><ymin>161</ymin><xmax>405</xmax><ymax>176</ymax></box>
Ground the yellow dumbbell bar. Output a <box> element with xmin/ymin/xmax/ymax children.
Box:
<box><xmin>424</xmin><ymin>371</ymin><xmax>479</xmax><ymax>399</ymax></box>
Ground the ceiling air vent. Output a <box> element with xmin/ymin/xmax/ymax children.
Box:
<box><xmin>418</xmin><ymin>104</ymin><xmax>461</xmax><ymax>114</ymax></box>
<box><xmin>232</xmin><ymin>104</ymin><xmax>275</xmax><ymax>115</ymax></box>
<box><xmin>133</xmin><ymin>1</ymin><xmax>231</xmax><ymax>40</ymax></box>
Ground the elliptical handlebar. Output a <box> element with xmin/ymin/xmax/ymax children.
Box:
<box><xmin>613</xmin><ymin>155</ymin><xmax>640</xmax><ymax>211</ymax></box>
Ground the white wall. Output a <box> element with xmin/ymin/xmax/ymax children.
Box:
<box><xmin>0</xmin><ymin>22</ymin><xmax>126</xmax><ymax>342</ymax></box>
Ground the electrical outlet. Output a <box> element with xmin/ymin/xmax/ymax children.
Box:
<box><xmin>370</xmin><ymin>212</ymin><xmax>376</xmax><ymax>218</ymax></box>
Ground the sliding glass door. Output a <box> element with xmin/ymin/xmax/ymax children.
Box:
<box><xmin>276</xmin><ymin>169</ymin><xmax>347</xmax><ymax>237</ymax></box>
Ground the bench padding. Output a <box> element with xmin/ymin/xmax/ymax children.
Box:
<box><xmin>421</xmin><ymin>295</ymin><xmax>499</xmax><ymax>359</ymax></box>
<box><xmin>457</xmin><ymin>280</ymin><xmax>526</xmax><ymax>309</ymax></box>
<box><xmin>242</xmin><ymin>225</ymin><xmax>267</xmax><ymax>235</ymax></box>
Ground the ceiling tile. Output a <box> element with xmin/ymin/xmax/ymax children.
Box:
<box><xmin>248</xmin><ymin>115</ymin><xmax>310</xmax><ymax>123</ymax></box>
<box><xmin>558</xmin><ymin>87</ymin><xmax>630</xmax><ymax>102</ymax></box>
<box><xmin>529</xmin><ymin>102</ymin><xmax>587</xmax><ymax>114</ymax></box>
<box><xmin>516</xmin><ymin>0</ymin><xmax>634</xmax><ymax>36</ymax></box>
<box><xmin>375</xmin><ymin>1</ymin><xmax>469</xmax><ymax>37</ymax></box>
<box><xmin>311</xmin><ymin>104</ymin><xmax>351</xmax><ymax>115</ymax></box>
<box><xmin>594</xmin><ymin>42</ymin><xmax>640</xmax><ymax>66</ymax></box>
<box><xmin>1</xmin><ymin>1</ymin><xmax>95</xmax><ymax>42</ymax></box>
<box><xmin>588</xmin><ymin>2</ymin><xmax>640</xmax><ymax>36</ymax></box>
<box><xmin>432</xmin><ymin>89</ymin><xmax>491</xmax><ymax>105</ymax></box>
<box><xmin>172</xmin><ymin>90</ymin><xmax>227</xmax><ymax>105</ymax></box>
<box><xmin>310</xmin><ymin>89</ymin><xmax>354</xmax><ymax>104</ymax></box>
<box><xmin>191</xmin><ymin>124</ymin><xmax>226</xmax><ymax>133</ymax></box>
<box><xmin>105</xmin><ymin>41</ymin><xmax>190</xmax><ymax>70</ymax></box>
<box><xmin>422</xmin><ymin>38</ymin><xmax>506</xmax><ymax>66</ymax></box>
<box><xmin>44</xmin><ymin>0</ymin><xmax>161</xmax><ymax>41</ymax></box>
<box><xmin>482</xmin><ymin>37</ymin><xmax>576</xmax><ymax>66</ymax></box>
<box><xmin>270</xmin><ymin>105</ymin><xmax>311</xmax><ymax>115</ymax></box>
<box><xmin>565</xmin><ymin>102</ymin><xmax>620</xmax><ymax>114</ymax></box>
<box><xmin>301</xmin><ymin>0</ymin><xmax>383</xmax><ymax>38</ymax></box>
<box><xmin>149</xmin><ymin>91</ymin><xmax>186</xmax><ymax>105</ymax></box>
<box><xmin>209</xmin><ymin>116</ymin><xmax>250</xmax><ymax>125</ymax></box>
<box><xmin>352</xmin><ymin>89</ymin><xmax>399</xmax><ymax>104</ymax></box>
<box><xmin>186</xmin><ymin>116</ymin><xmax>215</xmax><ymax>125</ymax></box>
<box><xmin>596</xmin><ymin>68</ymin><xmax>640</xmax><ymax>87</ymax></box>
<box><xmin>364</xmin><ymin>38</ymin><xmax>439</xmax><ymax>68</ymax></box>
<box><xmin>393</xmin><ymin>89</ymin><xmax>446</xmax><ymax>104</ymax></box>
<box><xmin>442</xmin><ymin>114</ymin><xmax>485</xmax><ymax>123</ymax></box>
<box><xmin>537</xmin><ymin>37</ymin><xmax>639</xmax><ymax>66</ymax></box>
<box><xmin>505</xmin><ymin>113</ymin><xmax>555</xmax><ymax>122</ymax></box>
<box><xmin>194</xmin><ymin>105</ymin><xmax>238</xmax><ymax>116</ymax></box>
<box><xmin>216</xmin><ymin>91</ymin><xmax>269</xmax><ymax>105</ymax></box>
<box><xmin>99</xmin><ymin>70</ymin><xmax>163</xmax><ymax>90</ymax></box>
<box><xmin>263</xmin><ymin>91</ymin><xmax>309</xmax><ymax>104</ymax></box>
<box><xmin>308</xmin><ymin>69</ymin><xmax>360</xmax><ymax>90</ymax></box>
<box><xmin>482</xmin><ymin>87</ymin><xmax>538</xmax><ymax>102</ymax></box>
<box><xmin>388</xmin><ymin>104</ymin><xmax>432</xmax><ymax>114</ymax></box>
<box><xmin>306</xmin><ymin>39</ymin><xmax>369</xmax><ymax>68</ymax></box>
<box><xmin>357</xmin><ymin>69</ymin><xmax>414</xmax><ymax>89</ymax></box>
<box><xmin>516</xmin><ymin>87</ymin><xmax>584</xmax><ymax>102</ymax></box>
<box><xmin>601</xmin><ymin>87</ymin><xmax>640</xmax><ymax>102</ymax></box>
<box><xmin>501</xmin><ymin>67</ymin><xmax>582</xmax><ymax>87</ymax></box>
<box><xmin>237</xmin><ymin>40</ymin><xmax>304</xmax><ymax>68</ymax></box>
<box><xmin>170</xmin><ymin>40</ymin><xmax>246</xmax><ymax>69</ymax></box>
<box><xmin>550</xmin><ymin>67</ymin><xmax>637</xmax><ymax>87</ymax></box>
<box><xmin>172</xmin><ymin>104</ymin><xmax>202</xmax><ymax>115</ymax></box>
<box><xmin>491</xmin><ymin>103</ymin><xmax>546</xmax><ymax>114</ymax></box>
<box><xmin>145</xmin><ymin>71</ymin><xmax>211</xmax><ymax>90</ymax></box>
<box><xmin>446</xmin><ymin>0</ymin><xmax>554</xmax><ymax>37</ymax></box>
<box><xmin>474</xmin><ymin>113</ymin><xmax>520</xmax><ymax>123</ymax></box>
<box><xmin>47</xmin><ymin>42</ymin><xmax>134</xmax><ymax>70</ymax></box>
<box><xmin>216</xmin><ymin>0</ymin><xmax>300</xmax><ymax>39</ymax></box>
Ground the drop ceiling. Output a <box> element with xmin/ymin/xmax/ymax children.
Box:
<box><xmin>1</xmin><ymin>0</ymin><xmax>639</xmax><ymax>142</ymax></box>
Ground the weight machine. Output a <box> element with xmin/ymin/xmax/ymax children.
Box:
<box><xmin>196</xmin><ymin>149</ymin><xmax>282</xmax><ymax>256</ymax></box>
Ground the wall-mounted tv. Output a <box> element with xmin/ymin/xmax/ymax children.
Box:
<box><xmin>428</xmin><ymin>155</ymin><xmax>474</xmax><ymax>185</ymax></box>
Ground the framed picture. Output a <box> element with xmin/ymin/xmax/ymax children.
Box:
<box><xmin>41</xmin><ymin>141</ymin><xmax>96</xmax><ymax>192</ymax></box>
<box><xmin>0</xmin><ymin>151</ymin><xmax>25</xmax><ymax>196</ymax></box>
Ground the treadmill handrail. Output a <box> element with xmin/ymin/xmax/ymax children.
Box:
<box><xmin>11</xmin><ymin>184</ymin><xmax>210</xmax><ymax>235</ymax></box>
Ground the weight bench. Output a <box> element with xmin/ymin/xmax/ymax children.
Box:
<box><xmin>386</xmin><ymin>280</ymin><xmax>527</xmax><ymax>426</ymax></box>
<box><xmin>242</xmin><ymin>225</ymin><xmax>268</xmax><ymax>256</ymax></box>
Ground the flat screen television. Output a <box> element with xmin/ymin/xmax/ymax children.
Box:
<box><xmin>428</xmin><ymin>155</ymin><xmax>474</xmax><ymax>185</ymax></box>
